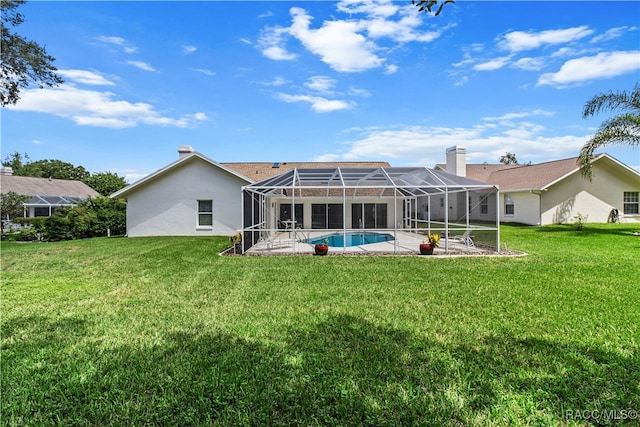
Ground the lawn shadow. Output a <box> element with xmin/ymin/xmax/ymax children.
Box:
<box><xmin>3</xmin><ymin>314</ymin><xmax>638</xmax><ymax>425</ymax></box>
<box><xmin>531</xmin><ymin>223</ymin><xmax>639</xmax><ymax>237</ymax></box>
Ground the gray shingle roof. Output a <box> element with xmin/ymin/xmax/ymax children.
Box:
<box><xmin>438</xmin><ymin>157</ymin><xmax>589</xmax><ymax>191</ymax></box>
<box><xmin>1</xmin><ymin>175</ymin><xmax>100</xmax><ymax>198</ymax></box>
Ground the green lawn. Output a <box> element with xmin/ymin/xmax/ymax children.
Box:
<box><xmin>2</xmin><ymin>224</ymin><xmax>639</xmax><ymax>426</ymax></box>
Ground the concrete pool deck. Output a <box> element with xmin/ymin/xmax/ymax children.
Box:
<box><xmin>242</xmin><ymin>230</ymin><xmax>502</xmax><ymax>256</ymax></box>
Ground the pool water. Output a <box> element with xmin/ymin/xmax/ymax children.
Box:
<box><xmin>308</xmin><ymin>232</ymin><xmax>394</xmax><ymax>247</ymax></box>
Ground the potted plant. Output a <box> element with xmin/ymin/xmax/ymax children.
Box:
<box><xmin>230</xmin><ymin>232</ymin><xmax>242</xmax><ymax>254</ymax></box>
<box><xmin>314</xmin><ymin>238</ymin><xmax>329</xmax><ymax>256</ymax></box>
<box><xmin>419</xmin><ymin>233</ymin><xmax>440</xmax><ymax>255</ymax></box>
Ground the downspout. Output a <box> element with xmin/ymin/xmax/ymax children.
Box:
<box><xmin>240</xmin><ymin>189</ymin><xmax>245</xmax><ymax>254</ymax></box>
<box><xmin>292</xmin><ymin>180</ymin><xmax>296</xmax><ymax>254</ymax></box>
<box><xmin>393</xmin><ymin>189</ymin><xmax>398</xmax><ymax>254</ymax></box>
<box><xmin>496</xmin><ymin>187</ymin><xmax>500</xmax><ymax>253</ymax></box>
<box><xmin>343</xmin><ymin>186</ymin><xmax>346</xmax><ymax>254</ymax></box>
<box><xmin>444</xmin><ymin>188</ymin><xmax>449</xmax><ymax>253</ymax></box>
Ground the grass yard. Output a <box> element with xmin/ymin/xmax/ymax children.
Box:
<box><xmin>1</xmin><ymin>223</ymin><xmax>639</xmax><ymax>426</ymax></box>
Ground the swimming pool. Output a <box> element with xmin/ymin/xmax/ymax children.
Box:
<box><xmin>307</xmin><ymin>232</ymin><xmax>395</xmax><ymax>247</ymax></box>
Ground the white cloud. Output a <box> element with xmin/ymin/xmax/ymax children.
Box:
<box><xmin>511</xmin><ymin>57</ymin><xmax>545</xmax><ymax>71</ymax></box>
<box><xmin>498</xmin><ymin>26</ymin><xmax>594</xmax><ymax>52</ymax></box>
<box><xmin>550</xmin><ymin>46</ymin><xmax>592</xmax><ymax>58</ymax></box>
<box><xmin>336</xmin><ymin>0</ymin><xmax>400</xmax><ymax>18</ymax></box>
<box><xmin>384</xmin><ymin>64</ymin><xmax>398</xmax><ymax>74</ymax></box>
<box><xmin>275</xmin><ymin>93</ymin><xmax>353</xmax><ymax>113</ymax></box>
<box><xmin>240</xmin><ymin>38</ymin><xmax>252</xmax><ymax>45</ymax></box>
<box><xmin>473</xmin><ymin>56</ymin><xmax>512</xmax><ymax>71</ymax></box>
<box><xmin>192</xmin><ymin>68</ymin><xmax>216</xmax><ymax>76</ymax></box>
<box><xmin>257</xmin><ymin>2</ymin><xmax>443</xmax><ymax>73</ymax></box>
<box><xmin>537</xmin><ymin>50</ymin><xmax>640</xmax><ymax>87</ymax></box>
<box><xmin>257</xmin><ymin>26</ymin><xmax>297</xmax><ymax>60</ymax></box>
<box><xmin>348</xmin><ymin>86</ymin><xmax>371</xmax><ymax>97</ymax></box>
<box><xmin>182</xmin><ymin>45</ymin><xmax>197</xmax><ymax>54</ymax></box>
<box><xmin>289</xmin><ymin>7</ymin><xmax>384</xmax><ymax>72</ymax></box>
<box><xmin>96</xmin><ymin>35</ymin><xmax>137</xmax><ymax>53</ymax></box>
<box><xmin>304</xmin><ymin>76</ymin><xmax>336</xmax><ymax>94</ymax></box>
<box><xmin>7</xmin><ymin>86</ymin><xmax>207</xmax><ymax>129</ymax></box>
<box><xmin>590</xmin><ymin>26</ymin><xmax>637</xmax><ymax>43</ymax></box>
<box><xmin>261</xmin><ymin>76</ymin><xmax>288</xmax><ymax>86</ymax></box>
<box><xmin>58</xmin><ymin>69</ymin><xmax>115</xmax><ymax>86</ymax></box>
<box><xmin>483</xmin><ymin>110</ymin><xmax>554</xmax><ymax>122</ymax></box>
<box><xmin>330</xmin><ymin>119</ymin><xmax>588</xmax><ymax>167</ymax></box>
<box><xmin>262</xmin><ymin>45</ymin><xmax>298</xmax><ymax>61</ymax></box>
<box><xmin>127</xmin><ymin>61</ymin><xmax>157</xmax><ymax>72</ymax></box>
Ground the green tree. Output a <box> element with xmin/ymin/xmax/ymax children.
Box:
<box><xmin>21</xmin><ymin>159</ymin><xmax>89</xmax><ymax>180</ymax></box>
<box><xmin>83</xmin><ymin>172</ymin><xmax>128</xmax><ymax>196</ymax></box>
<box><xmin>3</xmin><ymin>152</ymin><xmax>90</xmax><ymax>180</ymax></box>
<box><xmin>1</xmin><ymin>151</ymin><xmax>30</xmax><ymax>172</ymax></box>
<box><xmin>0</xmin><ymin>191</ymin><xmax>29</xmax><ymax>220</ymax></box>
<box><xmin>412</xmin><ymin>0</ymin><xmax>455</xmax><ymax>16</ymax></box>
<box><xmin>1</xmin><ymin>0</ymin><xmax>63</xmax><ymax>106</ymax></box>
<box><xmin>499</xmin><ymin>152</ymin><xmax>519</xmax><ymax>165</ymax></box>
<box><xmin>579</xmin><ymin>83</ymin><xmax>640</xmax><ymax>180</ymax></box>
<box><xmin>81</xmin><ymin>196</ymin><xmax>126</xmax><ymax>235</ymax></box>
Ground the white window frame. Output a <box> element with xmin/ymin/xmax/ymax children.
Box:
<box><xmin>197</xmin><ymin>199</ymin><xmax>213</xmax><ymax>229</ymax></box>
<box><xmin>480</xmin><ymin>196</ymin><xmax>489</xmax><ymax>215</ymax></box>
<box><xmin>623</xmin><ymin>192</ymin><xmax>639</xmax><ymax>215</ymax></box>
<box><xmin>504</xmin><ymin>194</ymin><xmax>515</xmax><ymax>216</ymax></box>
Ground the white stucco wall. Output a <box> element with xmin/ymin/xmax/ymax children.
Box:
<box><xmin>125</xmin><ymin>158</ymin><xmax>248</xmax><ymax>237</ymax></box>
<box><xmin>541</xmin><ymin>158</ymin><xmax>640</xmax><ymax>224</ymax></box>
<box><xmin>500</xmin><ymin>191</ymin><xmax>541</xmax><ymax>225</ymax></box>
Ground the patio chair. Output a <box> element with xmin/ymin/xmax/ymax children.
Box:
<box><xmin>450</xmin><ymin>229</ymin><xmax>475</xmax><ymax>248</ymax></box>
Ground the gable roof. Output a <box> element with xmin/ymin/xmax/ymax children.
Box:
<box><xmin>222</xmin><ymin>161</ymin><xmax>391</xmax><ymax>183</ymax></box>
<box><xmin>110</xmin><ymin>151</ymin><xmax>254</xmax><ymax>198</ymax></box>
<box><xmin>111</xmin><ymin>155</ymin><xmax>392</xmax><ymax>199</ymax></box>
<box><xmin>1</xmin><ymin>175</ymin><xmax>100</xmax><ymax>198</ymax></box>
<box><xmin>470</xmin><ymin>157</ymin><xmax>581</xmax><ymax>191</ymax></box>
<box><xmin>439</xmin><ymin>154</ymin><xmax>639</xmax><ymax>191</ymax></box>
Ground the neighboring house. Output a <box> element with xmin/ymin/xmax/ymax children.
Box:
<box><xmin>436</xmin><ymin>146</ymin><xmax>640</xmax><ymax>225</ymax></box>
<box><xmin>111</xmin><ymin>145</ymin><xmax>391</xmax><ymax>237</ymax></box>
<box><xmin>0</xmin><ymin>167</ymin><xmax>100</xmax><ymax>217</ymax></box>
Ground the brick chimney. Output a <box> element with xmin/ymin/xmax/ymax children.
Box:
<box><xmin>178</xmin><ymin>145</ymin><xmax>195</xmax><ymax>158</ymax></box>
<box><xmin>446</xmin><ymin>146</ymin><xmax>466</xmax><ymax>177</ymax></box>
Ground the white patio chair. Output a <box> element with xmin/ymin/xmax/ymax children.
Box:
<box><xmin>451</xmin><ymin>229</ymin><xmax>475</xmax><ymax>248</ymax></box>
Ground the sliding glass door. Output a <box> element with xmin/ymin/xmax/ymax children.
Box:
<box><xmin>311</xmin><ymin>204</ymin><xmax>343</xmax><ymax>229</ymax></box>
<box><xmin>352</xmin><ymin>203</ymin><xmax>387</xmax><ymax>229</ymax></box>
<box><xmin>278</xmin><ymin>204</ymin><xmax>303</xmax><ymax>229</ymax></box>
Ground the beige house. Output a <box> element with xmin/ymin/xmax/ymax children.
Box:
<box><xmin>0</xmin><ymin>167</ymin><xmax>99</xmax><ymax>217</ymax></box>
<box><xmin>436</xmin><ymin>146</ymin><xmax>640</xmax><ymax>225</ymax></box>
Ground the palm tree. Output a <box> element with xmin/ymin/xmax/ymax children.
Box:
<box><xmin>578</xmin><ymin>83</ymin><xmax>640</xmax><ymax>180</ymax></box>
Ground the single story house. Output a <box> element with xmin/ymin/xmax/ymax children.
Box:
<box><xmin>110</xmin><ymin>145</ymin><xmax>392</xmax><ymax>237</ymax></box>
<box><xmin>436</xmin><ymin>146</ymin><xmax>640</xmax><ymax>225</ymax></box>
<box><xmin>0</xmin><ymin>167</ymin><xmax>100</xmax><ymax>217</ymax></box>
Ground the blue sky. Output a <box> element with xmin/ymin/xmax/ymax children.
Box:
<box><xmin>3</xmin><ymin>1</ymin><xmax>639</xmax><ymax>182</ymax></box>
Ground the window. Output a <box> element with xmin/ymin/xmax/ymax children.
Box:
<box><xmin>34</xmin><ymin>207</ymin><xmax>51</xmax><ymax>217</ymax></box>
<box><xmin>468</xmin><ymin>196</ymin><xmax>472</xmax><ymax>213</ymax></box>
<box><xmin>624</xmin><ymin>192</ymin><xmax>639</xmax><ymax>215</ymax></box>
<box><xmin>505</xmin><ymin>195</ymin><xmax>514</xmax><ymax>216</ymax></box>
<box><xmin>480</xmin><ymin>197</ymin><xmax>488</xmax><ymax>215</ymax></box>
<box><xmin>198</xmin><ymin>200</ymin><xmax>213</xmax><ymax>227</ymax></box>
